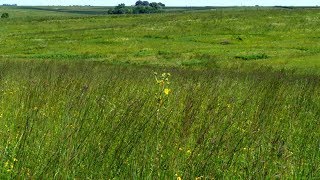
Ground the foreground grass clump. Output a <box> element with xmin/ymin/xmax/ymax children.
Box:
<box><xmin>0</xmin><ymin>60</ymin><xmax>320</xmax><ymax>178</ymax></box>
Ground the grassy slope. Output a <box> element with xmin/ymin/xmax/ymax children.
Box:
<box><xmin>0</xmin><ymin>6</ymin><xmax>320</xmax><ymax>178</ymax></box>
<box><xmin>0</xmin><ymin>7</ymin><xmax>320</xmax><ymax>71</ymax></box>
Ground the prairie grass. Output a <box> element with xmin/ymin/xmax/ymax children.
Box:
<box><xmin>0</xmin><ymin>60</ymin><xmax>320</xmax><ymax>178</ymax></box>
<box><xmin>0</xmin><ymin>7</ymin><xmax>319</xmax><ymax>70</ymax></box>
<box><xmin>0</xmin><ymin>6</ymin><xmax>320</xmax><ymax>178</ymax></box>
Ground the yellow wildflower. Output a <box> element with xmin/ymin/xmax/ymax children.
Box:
<box><xmin>164</xmin><ymin>88</ymin><xmax>171</xmax><ymax>95</ymax></box>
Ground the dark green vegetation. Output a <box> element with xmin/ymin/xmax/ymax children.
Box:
<box><xmin>108</xmin><ymin>1</ymin><xmax>165</xmax><ymax>14</ymax></box>
<box><xmin>0</xmin><ymin>6</ymin><xmax>320</xmax><ymax>178</ymax></box>
<box><xmin>1</xmin><ymin>12</ymin><xmax>9</xmax><ymax>18</ymax></box>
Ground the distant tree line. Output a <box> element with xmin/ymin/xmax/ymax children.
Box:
<box><xmin>2</xmin><ymin>4</ymin><xmax>17</xmax><ymax>6</ymax></box>
<box><xmin>108</xmin><ymin>0</ymin><xmax>165</xmax><ymax>14</ymax></box>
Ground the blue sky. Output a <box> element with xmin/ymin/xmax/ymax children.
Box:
<box><xmin>1</xmin><ymin>0</ymin><xmax>319</xmax><ymax>6</ymax></box>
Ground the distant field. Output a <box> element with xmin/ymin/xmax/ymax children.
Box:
<box><xmin>0</xmin><ymin>6</ymin><xmax>320</xmax><ymax>179</ymax></box>
<box><xmin>0</xmin><ymin>6</ymin><xmax>320</xmax><ymax>72</ymax></box>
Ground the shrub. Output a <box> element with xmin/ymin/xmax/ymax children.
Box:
<box><xmin>109</xmin><ymin>1</ymin><xmax>165</xmax><ymax>14</ymax></box>
<box><xmin>133</xmin><ymin>5</ymin><xmax>160</xmax><ymax>14</ymax></box>
<box><xmin>1</xmin><ymin>13</ymin><xmax>9</xmax><ymax>18</ymax></box>
<box><xmin>149</xmin><ymin>2</ymin><xmax>160</xmax><ymax>10</ymax></box>
<box><xmin>108</xmin><ymin>4</ymin><xmax>132</xmax><ymax>14</ymax></box>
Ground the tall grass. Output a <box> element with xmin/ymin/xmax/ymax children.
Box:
<box><xmin>0</xmin><ymin>60</ymin><xmax>319</xmax><ymax>178</ymax></box>
<box><xmin>0</xmin><ymin>6</ymin><xmax>319</xmax><ymax>178</ymax></box>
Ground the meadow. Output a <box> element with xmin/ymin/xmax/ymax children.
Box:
<box><xmin>0</xmin><ymin>6</ymin><xmax>320</xmax><ymax>178</ymax></box>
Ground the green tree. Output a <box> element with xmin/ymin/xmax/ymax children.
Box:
<box><xmin>149</xmin><ymin>2</ymin><xmax>161</xmax><ymax>9</ymax></box>
<box><xmin>108</xmin><ymin>3</ymin><xmax>131</xmax><ymax>14</ymax></box>
<box><xmin>135</xmin><ymin>0</ymin><xmax>143</xmax><ymax>6</ymax></box>
<box><xmin>108</xmin><ymin>1</ymin><xmax>165</xmax><ymax>15</ymax></box>
<box><xmin>133</xmin><ymin>5</ymin><xmax>149</xmax><ymax>14</ymax></box>
<box><xmin>158</xmin><ymin>2</ymin><xmax>165</xmax><ymax>7</ymax></box>
<box><xmin>135</xmin><ymin>0</ymin><xmax>150</xmax><ymax>6</ymax></box>
<box><xmin>142</xmin><ymin>1</ymin><xmax>150</xmax><ymax>6</ymax></box>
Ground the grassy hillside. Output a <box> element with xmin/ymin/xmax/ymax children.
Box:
<box><xmin>0</xmin><ymin>6</ymin><xmax>319</xmax><ymax>72</ymax></box>
<box><xmin>0</xmin><ymin>6</ymin><xmax>320</xmax><ymax>179</ymax></box>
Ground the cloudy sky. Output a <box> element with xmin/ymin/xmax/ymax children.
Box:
<box><xmin>1</xmin><ymin>0</ymin><xmax>319</xmax><ymax>6</ymax></box>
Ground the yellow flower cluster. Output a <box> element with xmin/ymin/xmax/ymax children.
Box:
<box><xmin>154</xmin><ymin>72</ymin><xmax>171</xmax><ymax>96</ymax></box>
<box><xmin>164</xmin><ymin>88</ymin><xmax>171</xmax><ymax>95</ymax></box>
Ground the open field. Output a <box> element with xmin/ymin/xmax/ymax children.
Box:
<box><xmin>1</xmin><ymin>6</ymin><xmax>320</xmax><ymax>72</ymax></box>
<box><xmin>0</xmin><ymin>6</ymin><xmax>320</xmax><ymax>178</ymax></box>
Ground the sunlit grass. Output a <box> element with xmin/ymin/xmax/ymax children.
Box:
<box><xmin>0</xmin><ymin>6</ymin><xmax>320</xmax><ymax>179</ymax></box>
<box><xmin>0</xmin><ymin>7</ymin><xmax>319</xmax><ymax>71</ymax></box>
<box><xmin>0</xmin><ymin>60</ymin><xmax>320</xmax><ymax>178</ymax></box>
